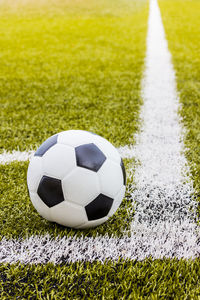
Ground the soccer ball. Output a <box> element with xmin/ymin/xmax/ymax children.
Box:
<box><xmin>27</xmin><ymin>130</ymin><xmax>126</xmax><ymax>228</ymax></box>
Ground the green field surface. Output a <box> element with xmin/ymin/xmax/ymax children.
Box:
<box><xmin>0</xmin><ymin>0</ymin><xmax>148</xmax><ymax>240</ymax></box>
<box><xmin>0</xmin><ymin>0</ymin><xmax>150</xmax><ymax>297</ymax></box>
<box><xmin>3</xmin><ymin>1</ymin><xmax>200</xmax><ymax>299</ymax></box>
<box><xmin>1</xmin><ymin>259</ymin><xmax>200</xmax><ymax>299</ymax></box>
<box><xmin>159</xmin><ymin>0</ymin><xmax>200</xmax><ymax>196</ymax></box>
<box><xmin>0</xmin><ymin>0</ymin><xmax>148</xmax><ymax>152</ymax></box>
<box><xmin>0</xmin><ymin>0</ymin><xmax>148</xmax><ymax>234</ymax></box>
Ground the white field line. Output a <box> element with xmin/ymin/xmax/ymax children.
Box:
<box><xmin>0</xmin><ymin>150</ymin><xmax>35</xmax><ymax>164</ymax></box>
<box><xmin>129</xmin><ymin>0</ymin><xmax>199</xmax><ymax>258</ymax></box>
<box><xmin>0</xmin><ymin>0</ymin><xmax>199</xmax><ymax>264</ymax></box>
<box><xmin>0</xmin><ymin>146</ymin><xmax>134</xmax><ymax>165</ymax></box>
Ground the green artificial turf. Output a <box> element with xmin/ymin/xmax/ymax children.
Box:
<box><xmin>159</xmin><ymin>0</ymin><xmax>200</xmax><ymax>197</ymax></box>
<box><xmin>1</xmin><ymin>259</ymin><xmax>200</xmax><ymax>299</ymax></box>
<box><xmin>0</xmin><ymin>0</ymin><xmax>148</xmax><ymax>153</ymax></box>
<box><xmin>0</xmin><ymin>0</ymin><xmax>148</xmax><ymax>244</ymax></box>
<box><xmin>1</xmin><ymin>1</ymin><xmax>200</xmax><ymax>299</ymax></box>
<box><xmin>0</xmin><ymin>158</ymin><xmax>135</xmax><ymax>240</ymax></box>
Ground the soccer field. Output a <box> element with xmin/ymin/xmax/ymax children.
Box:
<box><xmin>0</xmin><ymin>0</ymin><xmax>200</xmax><ymax>298</ymax></box>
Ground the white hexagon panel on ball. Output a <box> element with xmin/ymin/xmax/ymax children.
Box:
<box><xmin>93</xmin><ymin>134</ymin><xmax>121</xmax><ymax>164</ymax></box>
<box><xmin>42</xmin><ymin>143</ymin><xmax>76</xmax><ymax>179</ymax></box>
<box><xmin>50</xmin><ymin>201</ymin><xmax>87</xmax><ymax>228</ymax></box>
<box><xmin>58</xmin><ymin>130</ymin><xmax>93</xmax><ymax>147</ymax></box>
<box><xmin>97</xmin><ymin>159</ymin><xmax>124</xmax><ymax>198</ymax></box>
<box><xmin>27</xmin><ymin>156</ymin><xmax>43</xmax><ymax>193</ymax></box>
<box><xmin>108</xmin><ymin>185</ymin><xmax>126</xmax><ymax>218</ymax></box>
<box><xmin>29</xmin><ymin>192</ymin><xmax>52</xmax><ymax>221</ymax></box>
<box><xmin>62</xmin><ymin>168</ymin><xmax>100</xmax><ymax>207</ymax></box>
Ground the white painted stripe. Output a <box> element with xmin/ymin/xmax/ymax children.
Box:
<box><xmin>129</xmin><ymin>0</ymin><xmax>199</xmax><ymax>257</ymax></box>
<box><xmin>0</xmin><ymin>150</ymin><xmax>35</xmax><ymax>164</ymax></box>
<box><xmin>118</xmin><ymin>145</ymin><xmax>136</xmax><ymax>159</ymax></box>
<box><xmin>0</xmin><ymin>0</ymin><xmax>199</xmax><ymax>264</ymax></box>
<box><xmin>0</xmin><ymin>223</ymin><xmax>198</xmax><ymax>264</ymax></box>
<box><xmin>0</xmin><ymin>146</ymin><xmax>134</xmax><ymax>165</ymax></box>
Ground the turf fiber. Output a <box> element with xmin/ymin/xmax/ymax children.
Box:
<box><xmin>0</xmin><ymin>0</ymin><xmax>148</xmax><ymax>240</ymax></box>
<box><xmin>1</xmin><ymin>259</ymin><xmax>200</xmax><ymax>299</ymax></box>
<box><xmin>2</xmin><ymin>0</ymin><xmax>200</xmax><ymax>298</ymax></box>
<box><xmin>0</xmin><ymin>0</ymin><xmax>148</xmax><ymax>238</ymax></box>
<box><xmin>0</xmin><ymin>1</ymin><xmax>150</xmax><ymax>297</ymax></box>
<box><xmin>0</xmin><ymin>0</ymin><xmax>148</xmax><ymax>152</ymax></box>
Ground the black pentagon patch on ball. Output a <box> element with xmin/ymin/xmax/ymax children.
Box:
<box><xmin>120</xmin><ymin>158</ymin><xmax>126</xmax><ymax>186</ymax></box>
<box><xmin>85</xmin><ymin>194</ymin><xmax>113</xmax><ymax>221</ymax></box>
<box><xmin>75</xmin><ymin>143</ymin><xmax>106</xmax><ymax>172</ymax></box>
<box><xmin>35</xmin><ymin>134</ymin><xmax>58</xmax><ymax>157</ymax></box>
<box><xmin>37</xmin><ymin>175</ymin><xmax>64</xmax><ymax>208</ymax></box>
